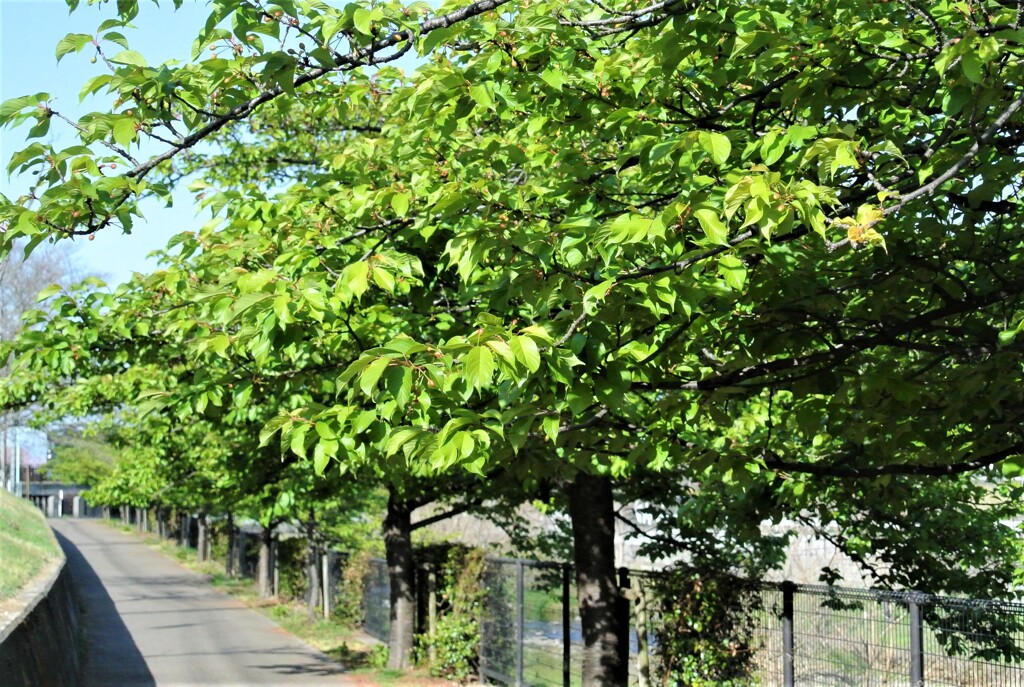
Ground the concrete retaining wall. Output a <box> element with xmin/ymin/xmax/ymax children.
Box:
<box><xmin>0</xmin><ymin>555</ymin><xmax>81</xmax><ymax>686</ymax></box>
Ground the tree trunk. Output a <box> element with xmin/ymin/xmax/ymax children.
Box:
<box><xmin>384</xmin><ymin>489</ymin><xmax>416</xmax><ymax>669</ymax></box>
<box><xmin>197</xmin><ymin>511</ymin><xmax>209</xmax><ymax>562</ymax></box>
<box><xmin>568</xmin><ymin>472</ymin><xmax>628</xmax><ymax>687</ymax></box>
<box><xmin>306</xmin><ymin>516</ymin><xmax>321</xmax><ymax>621</ymax></box>
<box><xmin>225</xmin><ymin>513</ymin><xmax>236</xmax><ymax>577</ymax></box>
<box><xmin>258</xmin><ymin>525</ymin><xmax>274</xmax><ymax>599</ymax></box>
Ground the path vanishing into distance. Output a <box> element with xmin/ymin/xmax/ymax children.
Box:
<box><xmin>51</xmin><ymin>519</ymin><xmax>356</xmax><ymax>687</ymax></box>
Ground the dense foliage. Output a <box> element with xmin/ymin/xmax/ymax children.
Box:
<box><xmin>651</xmin><ymin>569</ymin><xmax>764</xmax><ymax>687</ymax></box>
<box><xmin>4</xmin><ymin>0</ymin><xmax>1024</xmax><ymax>682</ymax></box>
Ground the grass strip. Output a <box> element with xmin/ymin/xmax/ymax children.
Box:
<box><xmin>0</xmin><ymin>490</ymin><xmax>60</xmax><ymax>600</ymax></box>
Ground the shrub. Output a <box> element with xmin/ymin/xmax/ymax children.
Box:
<box><xmin>416</xmin><ymin>547</ymin><xmax>488</xmax><ymax>682</ymax></box>
<box><xmin>651</xmin><ymin>568</ymin><xmax>763</xmax><ymax>687</ymax></box>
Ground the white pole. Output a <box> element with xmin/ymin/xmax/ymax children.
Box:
<box><xmin>0</xmin><ymin>428</ymin><xmax>6</xmax><ymax>492</ymax></box>
<box><xmin>322</xmin><ymin>552</ymin><xmax>331</xmax><ymax>619</ymax></box>
<box><xmin>13</xmin><ymin>432</ymin><xmax>21</xmax><ymax>497</ymax></box>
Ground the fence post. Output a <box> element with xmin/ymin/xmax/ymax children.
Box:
<box><xmin>633</xmin><ymin>575</ymin><xmax>650</xmax><ymax>687</ymax></box>
<box><xmin>428</xmin><ymin>564</ymin><xmax>438</xmax><ymax>666</ymax></box>
<box><xmin>617</xmin><ymin>567</ymin><xmax>630</xmax><ymax>679</ymax></box>
<box><xmin>479</xmin><ymin>560</ymin><xmax>490</xmax><ymax>686</ymax></box>
<box><xmin>272</xmin><ymin>536</ymin><xmax>280</xmax><ymax>597</ymax></box>
<box><xmin>516</xmin><ymin>560</ymin><xmax>525</xmax><ymax>687</ymax></box>
<box><xmin>782</xmin><ymin>581</ymin><xmax>795</xmax><ymax>687</ymax></box>
<box><xmin>562</xmin><ymin>563</ymin><xmax>571</xmax><ymax>687</ymax></box>
<box><xmin>322</xmin><ymin>552</ymin><xmax>331</xmax><ymax>619</ymax></box>
<box><xmin>909</xmin><ymin>593</ymin><xmax>925</xmax><ymax>687</ymax></box>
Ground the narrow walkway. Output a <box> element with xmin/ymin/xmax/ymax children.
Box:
<box><xmin>51</xmin><ymin>519</ymin><xmax>355</xmax><ymax>686</ymax></box>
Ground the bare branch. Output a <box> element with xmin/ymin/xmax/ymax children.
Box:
<box><xmin>761</xmin><ymin>442</ymin><xmax>1024</xmax><ymax>478</ymax></box>
<box><xmin>887</xmin><ymin>89</ymin><xmax>1024</xmax><ymax>214</ymax></box>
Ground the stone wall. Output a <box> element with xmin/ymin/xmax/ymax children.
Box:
<box><xmin>0</xmin><ymin>556</ymin><xmax>81</xmax><ymax>687</ymax></box>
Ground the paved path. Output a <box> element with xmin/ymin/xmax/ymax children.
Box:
<box><xmin>51</xmin><ymin>519</ymin><xmax>355</xmax><ymax>686</ymax></box>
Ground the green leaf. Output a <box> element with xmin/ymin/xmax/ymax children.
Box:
<box><xmin>510</xmin><ymin>335</ymin><xmax>541</xmax><ymax>373</ymax></box>
<box><xmin>56</xmin><ymin>33</ymin><xmax>93</xmax><ymax>62</ymax></box>
<box><xmin>484</xmin><ymin>339</ymin><xmax>515</xmax><ymax>368</ymax></box>
<box><xmin>699</xmin><ymin>132</ymin><xmax>731</xmax><ymax>166</ymax></box>
<box><xmin>209</xmin><ymin>334</ymin><xmax>231</xmax><ymax>358</ymax></box>
<box><xmin>372</xmin><ymin>267</ymin><xmax>396</xmax><ymax>294</ymax></box>
<box><xmin>386</xmin><ymin>427</ymin><xmax>422</xmax><ymax>457</ymax></box>
<box><xmin>694</xmin><ymin>208</ymin><xmax>729</xmax><ymax>245</ymax></box>
<box><xmin>469</xmin><ymin>84</ymin><xmax>494</xmax><ymax>109</ymax></box>
<box><xmin>540</xmin><ymin>68</ymin><xmax>566</xmax><ymax>90</ymax></box>
<box><xmin>359</xmin><ymin>356</ymin><xmax>391</xmax><ymax>396</ymax></box>
<box><xmin>80</xmin><ymin>74</ymin><xmax>113</xmax><ymax>101</ymax></box>
<box><xmin>109</xmin><ymin>49</ymin><xmax>147</xmax><ymax>67</ymax></box>
<box><xmin>0</xmin><ymin>93</ymin><xmax>49</xmax><ymax>126</ymax></box>
<box><xmin>353</xmin><ymin>8</ymin><xmax>373</xmax><ymax>34</ymax></box>
<box><xmin>542</xmin><ymin>415</ymin><xmax>559</xmax><ymax>443</ymax></box>
<box><xmin>961</xmin><ymin>52</ymin><xmax>984</xmax><ymax>83</ymax></box>
<box><xmin>35</xmin><ymin>284</ymin><xmax>63</xmax><ymax>302</ymax></box>
<box><xmin>608</xmin><ymin>213</ymin><xmax>658</xmax><ymax>244</ymax></box>
<box><xmin>718</xmin><ymin>255</ymin><xmax>747</xmax><ymax>290</ymax></box>
<box><xmin>464</xmin><ymin>345</ymin><xmax>494</xmax><ymax>390</ymax></box>
<box><xmin>102</xmin><ymin>31</ymin><xmax>131</xmax><ymax>50</ymax></box>
<box><xmin>289</xmin><ymin>423</ymin><xmax>310</xmax><ymax>458</ymax></box>
<box><xmin>520</xmin><ymin>325</ymin><xmax>553</xmax><ymax>344</ymax></box>
<box><xmin>342</xmin><ymin>261</ymin><xmax>369</xmax><ymax>300</ymax></box>
<box><xmin>259</xmin><ymin>414</ymin><xmax>289</xmax><ymax>447</ymax></box>
<box><xmin>112</xmin><ymin>117</ymin><xmax>136</xmax><ymax>147</ymax></box>
<box><xmin>583</xmin><ymin>279</ymin><xmax>615</xmax><ymax>314</ymax></box>
<box><xmin>449</xmin><ymin>430</ymin><xmax>475</xmax><ymax>459</ymax></box>
<box><xmin>313</xmin><ymin>439</ymin><xmax>337</xmax><ymax>474</ymax></box>
<box><xmin>390</xmin><ymin>192</ymin><xmax>410</xmax><ymax>217</ymax></box>
<box><xmin>315</xmin><ymin>421</ymin><xmax>335</xmax><ymax>440</ymax></box>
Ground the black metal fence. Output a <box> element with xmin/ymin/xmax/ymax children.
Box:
<box><xmin>123</xmin><ymin>512</ymin><xmax>1024</xmax><ymax>686</ymax></box>
<box><xmin>479</xmin><ymin>558</ymin><xmax>582</xmax><ymax>687</ymax></box>
<box><xmin>751</xmin><ymin>583</ymin><xmax>1024</xmax><ymax>687</ymax></box>
<box><xmin>362</xmin><ymin>557</ymin><xmax>392</xmax><ymax>643</ymax></box>
<box><xmin>469</xmin><ymin>562</ymin><xmax>1024</xmax><ymax>687</ymax></box>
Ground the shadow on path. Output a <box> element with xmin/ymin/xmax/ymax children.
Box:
<box><xmin>53</xmin><ymin>529</ymin><xmax>157</xmax><ymax>687</ymax></box>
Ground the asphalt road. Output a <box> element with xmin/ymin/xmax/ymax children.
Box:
<box><xmin>51</xmin><ymin>518</ymin><xmax>356</xmax><ymax>687</ymax></box>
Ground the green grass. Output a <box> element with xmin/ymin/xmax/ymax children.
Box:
<box><xmin>0</xmin><ymin>490</ymin><xmax>61</xmax><ymax>599</ymax></box>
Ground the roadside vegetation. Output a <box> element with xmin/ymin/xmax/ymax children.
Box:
<box><xmin>0</xmin><ymin>491</ymin><xmax>60</xmax><ymax>600</ymax></box>
<box><xmin>6</xmin><ymin>1</ymin><xmax>1024</xmax><ymax>683</ymax></box>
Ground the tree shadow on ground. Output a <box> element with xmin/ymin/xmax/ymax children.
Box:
<box><xmin>53</xmin><ymin>529</ymin><xmax>157</xmax><ymax>687</ymax></box>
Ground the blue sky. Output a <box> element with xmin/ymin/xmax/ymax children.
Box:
<box><xmin>1</xmin><ymin>0</ymin><xmax>213</xmax><ymax>285</ymax></box>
